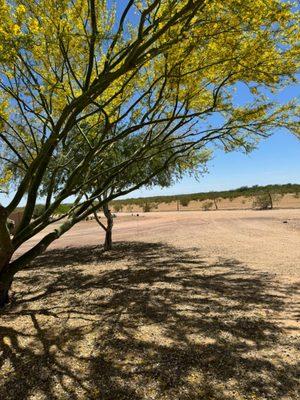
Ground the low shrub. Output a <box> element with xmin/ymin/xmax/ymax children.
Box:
<box><xmin>252</xmin><ymin>193</ymin><xmax>272</xmax><ymax>210</ymax></box>
<box><xmin>202</xmin><ymin>201</ymin><xmax>214</xmax><ymax>211</ymax></box>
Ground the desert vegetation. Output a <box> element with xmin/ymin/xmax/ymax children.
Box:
<box><xmin>0</xmin><ymin>1</ymin><xmax>299</xmax><ymax>398</ymax></box>
<box><xmin>1</xmin><ymin>0</ymin><xmax>300</xmax><ymax>306</ymax></box>
<box><xmin>27</xmin><ymin>183</ymin><xmax>299</xmax><ymax>216</ymax></box>
<box><xmin>202</xmin><ymin>201</ymin><xmax>214</xmax><ymax>211</ymax></box>
<box><xmin>111</xmin><ymin>183</ymin><xmax>300</xmax><ymax>211</ymax></box>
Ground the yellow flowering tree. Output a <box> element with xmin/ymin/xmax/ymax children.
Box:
<box><xmin>0</xmin><ymin>0</ymin><xmax>299</xmax><ymax>306</ymax></box>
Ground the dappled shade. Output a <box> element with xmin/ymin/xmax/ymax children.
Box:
<box><xmin>0</xmin><ymin>242</ymin><xmax>299</xmax><ymax>399</ymax></box>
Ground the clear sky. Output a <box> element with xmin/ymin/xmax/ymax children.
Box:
<box><xmin>130</xmin><ymin>129</ymin><xmax>300</xmax><ymax>198</ymax></box>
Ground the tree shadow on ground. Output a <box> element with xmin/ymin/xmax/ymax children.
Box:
<box><xmin>0</xmin><ymin>242</ymin><xmax>299</xmax><ymax>400</ymax></box>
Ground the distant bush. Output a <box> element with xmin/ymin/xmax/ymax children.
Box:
<box><xmin>142</xmin><ymin>203</ymin><xmax>151</xmax><ymax>212</ymax></box>
<box><xmin>33</xmin><ymin>204</ymin><xmax>45</xmax><ymax>219</ymax></box>
<box><xmin>202</xmin><ymin>201</ymin><xmax>214</xmax><ymax>211</ymax></box>
<box><xmin>236</xmin><ymin>186</ymin><xmax>249</xmax><ymax>192</ymax></box>
<box><xmin>97</xmin><ymin>184</ymin><xmax>300</xmax><ymax>211</ymax></box>
<box><xmin>252</xmin><ymin>193</ymin><xmax>273</xmax><ymax>210</ymax></box>
<box><xmin>163</xmin><ymin>199</ymin><xmax>173</xmax><ymax>204</ymax></box>
<box><xmin>212</xmin><ymin>197</ymin><xmax>220</xmax><ymax>210</ymax></box>
<box><xmin>55</xmin><ymin>203</ymin><xmax>72</xmax><ymax>215</ymax></box>
<box><xmin>127</xmin><ymin>205</ymin><xmax>134</xmax><ymax>213</ymax></box>
<box><xmin>33</xmin><ymin>203</ymin><xmax>73</xmax><ymax>219</ymax></box>
<box><xmin>180</xmin><ymin>198</ymin><xmax>190</xmax><ymax>207</ymax></box>
<box><xmin>113</xmin><ymin>204</ymin><xmax>123</xmax><ymax>212</ymax></box>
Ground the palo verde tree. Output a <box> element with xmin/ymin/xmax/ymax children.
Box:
<box><xmin>0</xmin><ymin>0</ymin><xmax>300</xmax><ymax>306</ymax></box>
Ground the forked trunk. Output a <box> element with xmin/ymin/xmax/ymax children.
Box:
<box><xmin>103</xmin><ymin>204</ymin><xmax>113</xmax><ymax>252</ymax></box>
<box><xmin>93</xmin><ymin>203</ymin><xmax>114</xmax><ymax>251</ymax></box>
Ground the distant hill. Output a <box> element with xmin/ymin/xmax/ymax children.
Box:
<box><xmin>23</xmin><ymin>183</ymin><xmax>300</xmax><ymax>216</ymax></box>
<box><xmin>112</xmin><ymin>183</ymin><xmax>300</xmax><ymax>207</ymax></box>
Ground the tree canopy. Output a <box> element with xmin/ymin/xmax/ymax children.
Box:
<box><xmin>0</xmin><ymin>0</ymin><xmax>299</xmax><ymax>305</ymax></box>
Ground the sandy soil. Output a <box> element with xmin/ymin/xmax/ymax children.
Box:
<box><xmin>1</xmin><ymin>210</ymin><xmax>299</xmax><ymax>400</ymax></box>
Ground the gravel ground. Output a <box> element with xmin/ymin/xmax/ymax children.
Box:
<box><xmin>1</xmin><ymin>210</ymin><xmax>299</xmax><ymax>400</ymax></box>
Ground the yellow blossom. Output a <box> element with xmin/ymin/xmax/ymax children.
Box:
<box><xmin>28</xmin><ymin>19</ymin><xmax>40</xmax><ymax>34</ymax></box>
<box><xmin>16</xmin><ymin>4</ymin><xmax>26</xmax><ymax>14</ymax></box>
<box><xmin>11</xmin><ymin>24</ymin><xmax>21</xmax><ymax>35</ymax></box>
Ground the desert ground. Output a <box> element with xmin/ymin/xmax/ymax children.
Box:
<box><xmin>1</xmin><ymin>209</ymin><xmax>299</xmax><ymax>400</ymax></box>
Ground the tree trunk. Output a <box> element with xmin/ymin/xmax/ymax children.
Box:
<box><xmin>103</xmin><ymin>204</ymin><xmax>113</xmax><ymax>251</ymax></box>
<box><xmin>0</xmin><ymin>205</ymin><xmax>14</xmax><ymax>306</ymax></box>
<box><xmin>213</xmin><ymin>198</ymin><xmax>219</xmax><ymax>210</ymax></box>
<box><xmin>268</xmin><ymin>192</ymin><xmax>273</xmax><ymax>209</ymax></box>
<box><xmin>0</xmin><ymin>205</ymin><xmax>13</xmax><ymax>271</ymax></box>
<box><xmin>0</xmin><ymin>265</ymin><xmax>14</xmax><ymax>307</ymax></box>
<box><xmin>104</xmin><ymin>228</ymin><xmax>112</xmax><ymax>251</ymax></box>
<box><xmin>0</xmin><ymin>218</ymin><xmax>75</xmax><ymax>308</ymax></box>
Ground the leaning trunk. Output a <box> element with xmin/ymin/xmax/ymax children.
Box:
<box><xmin>103</xmin><ymin>204</ymin><xmax>113</xmax><ymax>252</ymax></box>
<box><xmin>0</xmin><ymin>205</ymin><xmax>14</xmax><ymax>306</ymax></box>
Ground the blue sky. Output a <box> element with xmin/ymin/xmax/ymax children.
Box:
<box><xmin>131</xmin><ymin>129</ymin><xmax>300</xmax><ymax>198</ymax></box>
